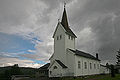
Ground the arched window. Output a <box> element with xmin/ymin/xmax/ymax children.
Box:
<box><xmin>84</xmin><ymin>62</ymin><xmax>87</xmax><ymax>69</ymax></box>
<box><xmin>78</xmin><ymin>61</ymin><xmax>81</xmax><ymax>69</ymax></box>
<box><xmin>90</xmin><ymin>63</ymin><xmax>92</xmax><ymax>69</ymax></box>
<box><xmin>97</xmin><ymin>64</ymin><xmax>99</xmax><ymax>69</ymax></box>
<box><xmin>94</xmin><ymin>64</ymin><xmax>96</xmax><ymax>69</ymax></box>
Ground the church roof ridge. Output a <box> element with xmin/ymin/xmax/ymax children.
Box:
<box><xmin>69</xmin><ymin>49</ymin><xmax>100</xmax><ymax>61</ymax></box>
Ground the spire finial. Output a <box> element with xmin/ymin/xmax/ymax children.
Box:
<box><xmin>61</xmin><ymin>1</ymin><xmax>69</xmax><ymax>29</ymax></box>
<box><xmin>64</xmin><ymin>1</ymin><xmax>66</xmax><ymax>8</ymax></box>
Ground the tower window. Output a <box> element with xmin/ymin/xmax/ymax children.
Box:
<box><xmin>60</xmin><ymin>35</ymin><xmax>62</xmax><ymax>40</ymax></box>
<box><xmin>71</xmin><ymin>37</ymin><xmax>73</xmax><ymax>40</ymax></box>
<box><xmin>57</xmin><ymin>36</ymin><xmax>59</xmax><ymax>40</ymax></box>
<box><xmin>68</xmin><ymin>35</ymin><xmax>70</xmax><ymax>39</ymax></box>
<box><xmin>84</xmin><ymin>62</ymin><xmax>87</xmax><ymax>69</ymax></box>
<box><xmin>78</xmin><ymin>61</ymin><xmax>81</xmax><ymax>69</ymax></box>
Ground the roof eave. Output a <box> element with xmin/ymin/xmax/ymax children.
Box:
<box><xmin>53</xmin><ymin>22</ymin><xmax>66</xmax><ymax>38</ymax></box>
<box><xmin>65</xmin><ymin>32</ymin><xmax>77</xmax><ymax>38</ymax></box>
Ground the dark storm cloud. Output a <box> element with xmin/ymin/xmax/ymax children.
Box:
<box><xmin>38</xmin><ymin>0</ymin><xmax>72</xmax><ymax>15</ymax></box>
<box><xmin>68</xmin><ymin>0</ymin><xmax>120</xmax><ymax>31</ymax></box>
<box><xmin>89</xmin><ymin>14</ymin><xmax>119</xmax><ymax>61</ymax></box>
<box><xmin>74</xmin><ymin>0</ymin><xmax>120</xmax><ymax>63</ymax></box>
<box><xmin>0</xmin><ymin>0</ymin><xmax>33</xmax><ymax>25</ymax></box>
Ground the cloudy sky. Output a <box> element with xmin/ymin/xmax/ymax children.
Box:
<box><xmin>0</xmin><ymin>0</ymin><xmax>120</xmax><ymax>68</ymax></box>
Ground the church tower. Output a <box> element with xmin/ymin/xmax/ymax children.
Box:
<box><xmin>52</xmin><ymin>4</ymin><xmax>77</xmax><ymax>64</ymax></box>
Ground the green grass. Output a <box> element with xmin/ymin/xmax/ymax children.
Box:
<box><xmin>61</xmin><ymin>74</ymin><xmax>120</xmax><ymax>80</ymax></box>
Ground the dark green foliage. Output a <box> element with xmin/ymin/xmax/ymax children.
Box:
<box><xmin>1</xmin><ymin>64</ymin><xmax>22</xmax><ymax>80</ymax></box>
<box><xmin>116</xmin><ymin>49</ymin><xmax>120</xmax><ymax>65</ymax></box>
<box><xmin>20</xmin><ymin>67</ymin><xmax>37</xmax><ymax>76</ymax></box>
<box><xmin>0</xmin><ymin>64</ymin><xmax>37</xmax><ymax>80</ymax></box>
<box><xmin>111</xmin><ymin>65</ymin><xmax>115</xmax><ymax>77</ymax></box>
<box><xmin>11</xmin><ymin>64</ymin><xmax>22</xmax><ymax>75</ymax></box>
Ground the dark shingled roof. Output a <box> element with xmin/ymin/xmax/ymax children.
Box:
<box><xmin>39</xmin><ymin>63</ymin><xmax>50</xmax><ymax>70</ymax></box>
<box><xmin>61</xmin><ymin>7</ymin><xmax>77</xmax><ymax>38</ymax></box>
<box><xmin>100</xmin><ymin>64</ymin><xmax>107</xmax><ymax>67</ymax></box>
<box><xmin>69</xmin><ymin>49</ymin><xmax>100</xmax><ymax>61</ymax></box>
<box><xmin>55</xmin><ymin>60</ymin><xmax>68</xmax><ymax>68</ymax></box>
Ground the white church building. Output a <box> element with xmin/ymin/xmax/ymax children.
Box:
<box><xmin>48</xmin><ymin>5</ymin><xmax>110</xmax><ymax>77</ymax></box>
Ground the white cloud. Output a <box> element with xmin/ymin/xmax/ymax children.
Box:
<box><xmin>0</xmin><ymin>57</ymin><xmax>42</xmax><ymax>68</ymax></box>
<box><xmin>0</xmin><ymin>0</ymin><xmax>120</xmax><ymax>67</ymax></box>
<box><xmin>28</xmin><ymin>49</ymin><xmax>36</xmax><ymax>53</ymax></box>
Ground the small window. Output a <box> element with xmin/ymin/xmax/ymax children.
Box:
<box><xmin>53</xmin><ymin>66</ymin><xmax>57</xmax><ymax>69</ymax></box>
<box><xmin>94</xmin><ymin>64</ymin><xmax>96</xmax><ymax>69</ymax></box>
<box><xmin>60</xmin><ymin>35</ymin><xmax>62</xmax><ymax>40</ymax></box>
<box><xmin>71</xmin><ymin>36</ymin><xmax>73</xmax><ymax>40</ymax></box>
<box><xmin>78</xmin><ymin>61</ymin><xmax>81</xmax><ymax>69</ymax></box>
<box><xmin>90</xmin><ymin>63</ymin><xmax>92</xmax><ymax>69</ymax></box>
<box><xmin>84</xmin><ymin>62</ymin><xmax>87</xmax><ymax>69</ymax></box>
<box><xmin>68</xmin><ymin>35</ymin><xmax>70</xmax><ymax>39</ymax></box>
<box><xmin>57</xmin><ymin>36</ymin><xmax>59</xmax><ymax>40</ymax></box>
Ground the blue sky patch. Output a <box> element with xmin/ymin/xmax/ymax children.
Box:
<box><xmin>0</xmin><ymin>32</ymin><xmax>35</xmax><ymax>53</ymax></box>
<box><xmin>0</xmin><ymin>32</ymin><xmax>45</xmax><ymax>66</ymax></box>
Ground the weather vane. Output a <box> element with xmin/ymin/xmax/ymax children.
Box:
<box><xmin>64</xmin><ymin>1</ymin><xmax>66</xmax><ymax>8</ymax></box>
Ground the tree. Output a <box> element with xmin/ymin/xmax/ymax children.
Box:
<box><xmin>11</xmin><ymin>64</ymin><xmax>22</xmax><ymax>75</ymax></box>
<box><xmin>116</xmin><ymin>49</ymin><xmax>120</xmax><ymax>65</ymax></box>
<box><xmin>3</xmin><ymin>64</ymin><xmax>22</xmax><ymax>80</ymax></box>
<box><xmin>110</xmin><ymin>65</ymin><xmax>115</xmax><ymax>77</ymax></box>
<box><xmin>4</xmin><ymin>70</ymin><xmax>11</xmax><ymax>80</ymax></box>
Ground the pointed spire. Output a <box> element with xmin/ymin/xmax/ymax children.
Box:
<box><xmin>61</xmin><ymin>2</ymin><xmax>69</xmax><ymax>30</ymax></box>
<box><xmin>60</xmin><ymin>2</ymin><xmax>77</xmax><ymax>38</ymax></box>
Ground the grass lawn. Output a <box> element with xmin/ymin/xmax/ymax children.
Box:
<box><xmin>61</xmin><ymin>74</ymin><xmax>120</xmax><ymax>80</ymax></box>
